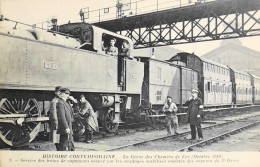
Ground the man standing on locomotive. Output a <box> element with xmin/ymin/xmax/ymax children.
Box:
<box><xmin>79</xmin><ymin>94</ymin><xmax>99</xmax><ymax>143</ymax></box>
<box><xmin>185</xmin><ymin>89</ymin><xmax>203</xmax><ymax>141</ymax></box>
<box><xmin>162</xmin><ymin>96</ymin><xmax>178</xmax><ymax>135</ymax></box>
<box><xmin>49</xmin><ymin>86</ymin><xmax>63</xmax><ymax>150</ymax></box>
<box><xmin>56</xmin><ymin>88</ymin><xmax>75</xmax><ymax>151</ymax></box>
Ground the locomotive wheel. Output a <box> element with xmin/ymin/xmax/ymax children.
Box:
<box><xmin>102</xmin><ymin>109</ymin><xmax>119</xmax><ymax>133</ymax></box>
<box><xmin>0</xmin><ymin>98</ymin><xmax>41</xmax><ymax>147</ymax></box>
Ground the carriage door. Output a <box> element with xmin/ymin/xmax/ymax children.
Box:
<box><xmin>118</xmin><ymin>57</ymin><xmax>126</xmax><ymax>91</ymax></box>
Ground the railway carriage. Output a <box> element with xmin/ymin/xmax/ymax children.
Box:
<box><xmin>249</xmin><ymin>74</ymin><xmax>260</xmax><ymax>104</ymax></box>
<box><xmin>229</xmin><ymin>68</ymin><xmax>252</xmax><ymax>105</ymax></box>
<box><xmin>169</xmin><ymin>52</ymin><xmax>232</xmax><ymax>108</ymax></box>
<box><xmin>140</xmin><ymin>58</ymin><xmax>198</xmax><ymax>111</ymax></box>
<box><xmin>200</xmin><ymin>58</ymin><xmax>232</xmax><ymax>107</ymax></box>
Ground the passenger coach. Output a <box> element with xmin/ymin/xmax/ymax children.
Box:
<box><xmin>249</xmin><ymin>74</ymin><xmax>260</xmax><ymax>104</ymax></box>
<box><xmin>169</xmin><ymin>52</ymin><xmax>232</xmax><ymax>108</ymax></box>
<box><xmin>229</xmin><ymin>68</ymin><xmax>252</xmax><ymax>105</ymax></box>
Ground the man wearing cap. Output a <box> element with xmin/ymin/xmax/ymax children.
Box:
<box><xmin>79</xmin><ymin>94</ymin><xmax>99</xmax><ymax>143</ymax></box>
<box><xmin>162</xmin><ymin>96</ymin><xmax>178</xmax><ymax>135</ymax></box>
<box><xmin>104</xmin><ymin>38</ymin><xmax>118</xmax><ymax>56</ymax></box>
<box><xmin>56</xmin><ymin>88</ymin><xmax>75</xmax><ymax>151</ymax></box>
<box><xmin>185</xmin><ymin>89</ymin><xmax>204</xmax><ymax>141</ymax></box>
<box><xmin>49</xmin><ymin>86</ymin><xmax>63</xmax><ymax>150</ymax></box>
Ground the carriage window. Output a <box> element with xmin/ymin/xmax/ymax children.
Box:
<box><xmin>207</xmin><ymin>82</ymin><xmax>211</xmax><ymax>92</ymax></box>
<box><xmin>157</xmin><ymin>67</ymin><xmax>161</xmax><ymax>80</ymax></box>
<box><xmin>156</xmin><ymin>91</ymin><xmax>162</xmax><ymax>101</ymax></box>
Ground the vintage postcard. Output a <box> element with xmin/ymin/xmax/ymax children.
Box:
<box><xmin>0</xmin><ymin>0</ymin><xmax>260</xmax><ymax>167</ymax></box>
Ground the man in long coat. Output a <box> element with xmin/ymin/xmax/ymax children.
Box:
<box><xmin>56</xmin><ymin>88</ymin><xmax>74</xmax><ymax>151</ymax></box>
<box><xmin>185</xmin><ymin>89</ymin><xmax>204</xmax><ymax>141</ymax></box>
<box><xmin>79</xmin><ymin>94</ymin><xmax>99</xmax><ymax>143</ymax></box>
<box><xmin>49</xmin><ymin>86</ymin><xmax>63</xmax><ymax>150</ymax></box>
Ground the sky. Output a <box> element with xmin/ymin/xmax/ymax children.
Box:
<box><xmin>1</xmin><ymin>0</ymin><xmax>260</xmax><ymax>56</ymax></box>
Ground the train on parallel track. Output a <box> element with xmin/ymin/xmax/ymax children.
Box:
<box><xmin>0</xmin><ymin>18</ymin><xmax>259</xmax><ymax>148</ymax></box>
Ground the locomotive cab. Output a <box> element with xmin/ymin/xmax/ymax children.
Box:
<box><xmin>58</xmin><ymin>23</ymin><xmax>134</xmax><ymax>90</ymax></box>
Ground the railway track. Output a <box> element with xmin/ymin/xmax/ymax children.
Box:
<box><xmin>175</xmin><ymin>121</ymin><xmax>260</xmax><ymax>152</ymax></box>
<box><xmin>4</xmin><ymin>110</ymin><xmax>260</xmax><ymax>151</ymax></box>
<box><xmin>104</xmin><ymin>113</ymin><xmax>260</xmax><ymax>151</ymax></box>
<box><xmin>78</xmin><ymin>105</ymin><xmax>260</xmax><ymax>141</ymax></box>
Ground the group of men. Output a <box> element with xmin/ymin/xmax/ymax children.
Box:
<box><xmin>162</xmin><ymin>89</ymin><xmax>204</xmax><ymax>141</ymax></box>
<box><xmin>49</xmin><ymin>86</ymin><xmax>98</xmax><ymax>151</ymax></box>
<box><xmin>49</xmin><ymin>87</ymin><xmax>203</xmax><ymax>151</ymax></box>
<box><xmin>102</xmin><ymin>38</ymin><xmax>132</xmax><ymax>59</ymax></box>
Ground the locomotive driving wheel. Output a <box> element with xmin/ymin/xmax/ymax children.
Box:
<box><xmin>0</xmin><ymin>98</ymin><xmax>41</xmax><ymax>147</ymax></box>
<box><xmin>102</xmin><ymin>108</ymin><xmax>119</xmax><ymax>133</ymax></box>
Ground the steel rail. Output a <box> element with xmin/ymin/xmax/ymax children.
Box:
<box><xmin>175</xmin><ymin>120</ymin><xmax>260</xmax><ymax>152</ymax></box>
<box><xmin>105</xmin><ymin>113</ymin><xmax>260</xmax><ymax>151</ymax></box>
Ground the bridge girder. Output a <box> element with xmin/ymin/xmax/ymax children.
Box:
<box><xmin>93</xmin><ymin>0</ymin><xmax>260</xmax><ymax>49</ymax></box>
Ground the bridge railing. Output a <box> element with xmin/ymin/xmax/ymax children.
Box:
<box><xmin>83</xmin><ymin>0</ymin><xmax>217</xmax><ymax>24</ymax></box>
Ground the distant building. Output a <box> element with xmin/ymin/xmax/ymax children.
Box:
<box><xmin>202</xmin><ymin>39</ymin><xmax>260</xmax><ymax>77</ymax></box>
<box><xmin>132</xmin><ymin>46</ymin><xmax>182</xmax><ymax>61</ymax></box>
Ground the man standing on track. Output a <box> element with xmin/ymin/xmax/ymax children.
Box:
<box><xmin>185</xmin><ymin>89</ymin><xmax>204</xmax><ymax>141</ymax></box>
<box><xmin>79</xmin><ymin>94</ymin><xmax>99</xmax><ymax>143</ymax></box>
<box><xmin>49</xmin><ymin>86</ymin><xmax>63</xmax><ymax>150</ymax></box>
<box><xmin>56</xmin><ymin>88</ymin><xmax>75</xmax><ymax>151</ymax></box>
<box><xmin>162</xmin><ymin>96</ymin><xmax>178</xmax><ymax>135</ymax></box>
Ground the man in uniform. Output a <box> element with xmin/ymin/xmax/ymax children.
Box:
<box><xmin>162</xmin><ymin>96</ymin><xmax>178</xmax><ymax>135</ymax></box>
<box><xmin>79</xmin><ymin>94</ymin><xmax>99</xmax><ymax>143</ymax></box>
<box><xmin>49</xmin><ymin>86</ymin><xmax>63</xmax><ymax>150</ymax></box>
<box><xmin>185</xmin><ymin>89</ymin><xmax>204</xmax><ymax>141</ymax></box>
<box><xmin>56</xmin><ymin>88</ymin><xmax>75</xmax><ymax>151</ymax></box>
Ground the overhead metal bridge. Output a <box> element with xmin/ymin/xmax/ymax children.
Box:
<box><xmin>91</xmin><ymin>0</ymin><xmax>260</xmax><ymax>49</ymax></box>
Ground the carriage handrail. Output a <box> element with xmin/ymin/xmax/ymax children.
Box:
<box><xmin>2</xmin><ymin>17</ymin><xmax>76</xmax><ymax>38</ymax></box>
